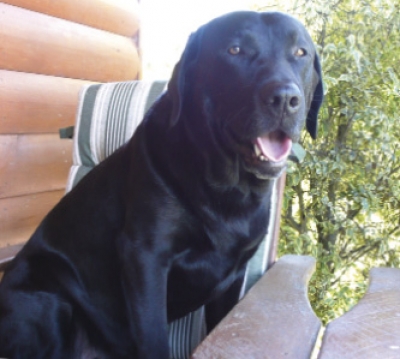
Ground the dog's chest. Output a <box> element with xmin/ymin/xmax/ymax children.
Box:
<box><xmin>166</xmin><ymin>205</ymin><xmax>268</xmax><ymax>319</ymax></box>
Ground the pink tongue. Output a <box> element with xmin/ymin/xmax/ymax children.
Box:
<box><xmin>256</xmin><ymin>132</ymin><xmax>293</xmax><ymax>162</ymax></box>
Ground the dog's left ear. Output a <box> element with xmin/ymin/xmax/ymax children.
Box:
<box><xmin>306</xmin><ymin>53</ymin><xmax>324</xmax><ymax>139</ymax></box>
<box><xmin>168</xmin><ymin>28</ymin><xmax>204</xmax><ymax>127</ymax></box>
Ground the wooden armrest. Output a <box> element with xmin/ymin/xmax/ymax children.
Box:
<box><xmin>192</xmin><ymin>255</ymin><xmax>321</xmax><ymax>359</ymax></box>
<box><xmin>318</xmin><ymin>267</ymin><xmax>400</xmax><ymax>359</ymax></box>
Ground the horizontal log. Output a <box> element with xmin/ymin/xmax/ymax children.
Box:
<box><xmin>0</xmin><ymin>70</ymin><xmax>93</xmax><ymax>134</ymax></box>
<box><xmin>0</xmin><ymin>3</ymin><xmax>140</xmax><ymax>82</ymax></box>
<box><xmin>0</xmin><ymin>134</ymin><xmax>72</xmax><ymax>199</ymax></box>
<box><xmin>2</xmin><ymin>0</ymin><xmax>140</xmax><ymax>37</ymax></box>
<box><xmin>0</xmin><ymin>190</ymin><xmax>65</xmax><ymax>248</ymax></box>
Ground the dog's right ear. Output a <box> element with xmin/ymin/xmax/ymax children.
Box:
<box><xmin>306</xmin><ymin>53</ymin><xmax>324</xmax><ymax>140</ymax></box>
<box><xmin>167</xmin><ymin>28</ymin><xmax>204</xmax><ymax>127</ymax></box>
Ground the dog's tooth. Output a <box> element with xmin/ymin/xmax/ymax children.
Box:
<box><xmin>254</xmin><ymin>144</ymin><xmax>269</xmax><ymax>161</ymax></box>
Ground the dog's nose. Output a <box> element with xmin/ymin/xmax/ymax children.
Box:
<box><xmin>261</xmin><ymin>83</ymin><xmax>302</xmax><ymax>116</ymax></box>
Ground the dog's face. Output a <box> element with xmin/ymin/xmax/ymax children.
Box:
<box><xmin>168</xmin><ymin>11</ymin><xmax>323</xmax><ymax>180</ymax></box>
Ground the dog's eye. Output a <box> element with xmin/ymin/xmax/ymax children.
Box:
<box><xmin>228</xmin><ymin>46</ymin><xmax>241</xmax><ymax>55</ymax></box>
<box><xmin>294</xmin><ymin>48</ymin><xmax>307</xmax><ymax>57</ymax></box>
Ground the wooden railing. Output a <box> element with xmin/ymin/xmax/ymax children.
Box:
<box><xmin>192</xmin><ymin>255</ymin><xmax>400</xmax><ymax>359</ymax></box>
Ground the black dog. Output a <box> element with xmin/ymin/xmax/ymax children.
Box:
<box><xmin>0</xmin><ymin>11</ymin><xmax>323</xmax><ymax>359</ymax></box>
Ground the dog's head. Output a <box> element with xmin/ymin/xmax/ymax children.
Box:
<box><xmin>168</xmin><ymin>11</ymin><xmax>323</xmax><ymax>180</ymax></box>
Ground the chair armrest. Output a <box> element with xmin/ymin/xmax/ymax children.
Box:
<box><xmin>192</xmin><ymin>255</ymin><xmax>321</xmax><ymax>359</ymax></box>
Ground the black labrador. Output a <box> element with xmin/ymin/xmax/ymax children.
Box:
<box><xmin>0</xmin><ymin>11</ymin><xmax>323</xmax><ymax>359</ymax></box>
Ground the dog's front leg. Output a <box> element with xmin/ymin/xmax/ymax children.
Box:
<box><xmin>205</xmin><ymin>268</ymin><xmax>246</xmax><ymax>333</ymax></box>
<box><xmin>117</xmin><ymin>232</ymin><xmax>170</xmax><ymax>359</ymax></box>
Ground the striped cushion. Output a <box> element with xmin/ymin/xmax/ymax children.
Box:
<box><xmin>67</xmin><ymin>81</ymin><xmax>167</xmax><ymax>192</ymax></box>
<box><xmin>66</xmin><ymin>80</ymin><xmax>278</xmax><ymax>358</ymax></box>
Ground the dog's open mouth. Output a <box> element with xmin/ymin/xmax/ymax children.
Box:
<box><xmin>253</xmin><ymin>130</ymin><xmax>292</xmax><ymax>163</ymax></box>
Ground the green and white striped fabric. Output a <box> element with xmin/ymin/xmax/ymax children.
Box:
<box><xmin>66</xmin><ymin>80</ymin><xmax>278</xmax><ymax>358</ymax></box>
<box><xmin>66</xmin><ymin>81</ymin><xmax>166</xmax><ymax>192</ymax></box>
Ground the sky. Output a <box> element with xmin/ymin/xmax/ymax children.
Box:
<box><xmin>140</xmin><ymin>0</ymin><xmax>257</xmax><ymax>79</ymax></box>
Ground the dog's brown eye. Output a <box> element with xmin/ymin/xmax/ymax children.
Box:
<box><xmin>228</xmin><ymin>46</ymin><xmax>241</xmax><ymax>55</ymax></box>
<box><xmin>294</xmin><ymin>48</ymin><xmax>307</xmax><ymax>57</ymax></box>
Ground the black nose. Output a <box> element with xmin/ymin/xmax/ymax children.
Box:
<box><xmin>260</xmin><ymin>83</ymin><xmax>302</xmax><ymax>116</ymax></box>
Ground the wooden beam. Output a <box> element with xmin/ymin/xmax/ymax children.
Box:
<box><xmin>0</xmin><ymin>3</ymin><xmax>140</xmax><ymax>82</ymax></box>
<box><xmin>0</xmin><ymin>134</ymin><xmax>72</xmax><ymax>199</ymax></box>
<box><xmin>0</xmin><ymin>70</ymin><xmax>93</xmax><ymax>134</ymax></box>
<box><xmin>192</xmin><ymin>255</ymin><xmax>321</xmax><ymax>359</ymax></box>
<box><xmin>268</xmin><ymin>172</ymin><xmax>287</xmax><ymax>267</ymax></box>
<box><xmin>2</xmin><ymin>0</ymin><xmax>140</xmax><ymax>37</ymax></box>
<box><xmin>318</xmin><ymin>267</ymin><xmax>400</xmax><ymax>359</ymax></box>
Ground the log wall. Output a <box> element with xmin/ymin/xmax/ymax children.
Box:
<box><xmin>0</xmin><ymin>1</ymin><xmax>140</xmax><ymax>252</ymax></box>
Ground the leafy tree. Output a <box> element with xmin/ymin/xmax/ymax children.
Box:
<box><xmin>253</xmin><ymin>0</ymin><xmax>400</xmax><ymax>324</ymax></box>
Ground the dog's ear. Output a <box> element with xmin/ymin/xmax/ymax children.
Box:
<box><xmin>306</xmin><ymin>53</ymin><xmax>324</xmax><ymax>139</ymax></box>
<box><xmin>168</xmin><ymin>28</ymin><xmax>203</xmax><ymax>127</ymax></box>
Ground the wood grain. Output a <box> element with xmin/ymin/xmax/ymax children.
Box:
<box><xmin>0</xmin><ymin>134</ymin><xmax>72</xmax><ymax>199</ymax></box>
<box><xmin>192</xmin><ymin>255</ymin><xmax>321</xmax><ymax>359</ymax></box>
<box><xmin>0</xmin><ymin>3</ymin><xmax>140</xmax><ymax>82</ymax></box>
<box><xmin>0</xmin><ymin>190</ymin><xmax>65</xmax><ymax>248</ymax></box>
<box><xmin>0</xmin><ymin>70</ymin><xmax>93</xmax><ymax>134</ymax></box>
<box><xmin>2</xmin><ymin>0</ymin><xmax>140</xmax><ymax>37</ymax></box>
<box><xmin>318</xmin><ymin>267</ymin><xmax>400</xmax><ymax>359</ymax></box>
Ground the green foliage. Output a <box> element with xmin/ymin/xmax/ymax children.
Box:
<box><xmin>254</xmin><ymin>0</ymin><xmax>400</xmax><ymax>324</ymax></box>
